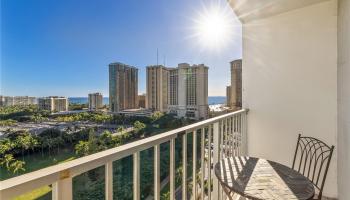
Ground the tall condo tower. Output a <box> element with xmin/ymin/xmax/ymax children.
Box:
<box><xmin>226</xmin><ymin>86</ymin><xmax>232</xmax><ymax>107</ymax></box>
<box><xmin>230</xmin><ymin>59</ymin><xmax>242</xmax><ymax>108</ymax></box>
<box><xmin>109</xmin><ymin>62</ymin><xmax>138</xmax><ymax>112</ymax></box>
<box><xmin>146</xmin><ymin>65</ymin><xmax>170</xmax><ymax>112</ymax></box>
<box><xmin>168</xmin><ymin>63</ymin><xmax>209</xmax><ymax>120</ymax></box>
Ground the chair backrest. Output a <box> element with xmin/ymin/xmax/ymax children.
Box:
<box><xmin>292</xmin><ymin>134</ymin><xmax>334</xmax><ymax>200</ymax></box>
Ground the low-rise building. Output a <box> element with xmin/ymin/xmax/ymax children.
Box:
<box><xmin>116</xmin><ymin>108</ymin><xmax>153</xmax><ymax>117</ymax></box>
<box><xmin>138</xmin><ymin>94</ymin><xmax>146</xmax><ymax>108</ymax></box>
<box><xmin>0</xmin><ymin>96</ymin><xmax>37</xmax><ymax>107</ymax></box>
<box><xmin>38</xmin><ymin>96</ymin><xmax>68</xmax><ymax>112</ymax></box>
<box><xmin>88</xmin><ymin>93</ymin><xmax>103</xmax><ymax>110</ymax></box>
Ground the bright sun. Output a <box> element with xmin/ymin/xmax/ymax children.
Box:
<box><xmin>192</xmin><ymin>4</ymin><xmax>236</xmax><ymax>50</ymax></box>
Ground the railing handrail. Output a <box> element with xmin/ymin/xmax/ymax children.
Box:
<box><xmin>0</xmin><ymin>109</ymin><xmax>248</xmax><ymax>197</ymax></box>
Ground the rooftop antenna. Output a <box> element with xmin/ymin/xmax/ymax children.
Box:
<box><xmin>157</xmin><ymin>48</ymin><xmax>159</xmax><ymax>66</ymax></box>
<box><xmin>163</xmin><ymin>54</ymin><xmax>166</xmax><ymax>66</ymax></box>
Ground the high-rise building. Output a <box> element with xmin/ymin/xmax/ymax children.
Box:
<box><xmin>0</xmin><ymin>96</ymin><xmax>37</xmax><ymax>107</ymax></box>
<box><xmin>230</xmin><ymin>59</ymin><xmax>242</xmax><ymax>108</ymax></box>
<box><xmin>88</xmin><ymin>93</ymin><xmax>103</xmax><ymax>110</ymax></box>
<box><xmin>109</xmin><ymin>62</ymin><xmax>138</xmax><ymax>112</ymax></box>
<box><xmin>226</xmin><ymin>86</ymin><xmax>232</xmax><ymax>107</ymax></box>
<box><xmin>138</xmin><ymin>94</ymin><xmax>146</xmax><ymax>108</ymax></box>
<box><xmin>38</xmin><ymin>96</ymin><xmax>68</xmax><ymax>112</ymax></box>
<box><xmin>168</xmin><ymin>68</ymin><xmax>178</xmax><ymax>107</ymax></box>
<box><xmin>168</xmin><ymin>63</ymin><xmax>209</xmax><ymax>120</ymax></box>
<box><xmin>146</xmin><ymin>65</ymin><xmax>169</xmax><ymax>112</ymax></box>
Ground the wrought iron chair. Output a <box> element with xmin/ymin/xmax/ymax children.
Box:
<box><xmin>292</xmin><ymin>134</ymin><xmax>334</xmax><ymax>200</ymax></box>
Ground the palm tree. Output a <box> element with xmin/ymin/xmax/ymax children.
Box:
<box><xmin>29</xmin><ymin>136</ymin><xmax>38</xmax><ymax>153</ymax></box>
<box><xmin>160</xmin><ymin>191</ymin><xmax>170</xmax><ymax>200</ymax></box>
<box><xmin>75</xmin><ymin>141</ymin><xmax>90</xmax><ymax>156</ymax></box>
<box><xmin>0</xmin><ymin>154</ymin><xmax>14</xmax><ymax>170</ymax></box>
<box><xmin>117</xmin><ymin>126</ymin><xmax>125</xmax><ymax>134</ymax></box>
<box><xmin>0</xmin><ymin>139</ymin><xmax>13</xmax><ymax>155</ymax></box>
<box><xmin>133</xmin><ymin>121</ymin><xmax>146</xmax><ymax>137</ymax></box>
<box><xmin>10</xmin><ymin>160</ymin><xmax>25</xmax><ymax>174</ymax></box>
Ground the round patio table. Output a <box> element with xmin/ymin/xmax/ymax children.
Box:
<box><xmin>214</xmin><ymin>156</ymin><xmax>315</xmax><ymax>200</ymax></box>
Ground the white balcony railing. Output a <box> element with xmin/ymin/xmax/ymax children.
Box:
<box><xmin>0</xmin><ymin>109</ymin><xmax>248</xmax><ymax>200</ymax></box>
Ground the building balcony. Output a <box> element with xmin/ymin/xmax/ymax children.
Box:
<box><xmin>0</xmin><ymin>109</ymin><xmax>249</xmax><ymax>200</ymax></box>
<box><xmin>1</xmin><ymin>0</ymin><xmax>348</xmax><ymax>199</ymax></box>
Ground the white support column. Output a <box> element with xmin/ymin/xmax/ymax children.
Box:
<box><xmin>201</xmin><ymin>128</ymin><xmax>205</xmax><ymax>200</ymax></box>
<box><xmin>105</xmin><ymin>161</ymin><xmax>113</xmax><ymax>200</ymax></box>
<box><xmin>182</xmin><ymin>133</ymin><xmax>188</xmax><ymax>200</ymax></box>
<box><xmin>170</xmin><ymin>138</ymin><xmax>176</xmax><ymax>200</ymax></box>
<box><xmin>154</xmin><ymin>145</ymin><xmax>160</xmax><ymax>200</ymax></box>
<box><xmin>133</xmin><ymin>152</ymin><xmax>140</xmax><ymax>200</ymax></box>
<box><xmin>52</xmin><ymin>176</ymin><xmax>73</xmax><ymax>200</ymax></box>
<box><xmin>212</xmin><ymin>122</ymin><xmax>220</xmax><ymax>200</ymax></box>
<box><xmin>192</xmin><ymin>130</ymin><xmax>197</xmax><ymax>199</ymax></box>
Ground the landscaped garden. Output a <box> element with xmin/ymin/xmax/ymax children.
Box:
<box><xmin>0</xmin><ymin>105</ymin><xmax>201</xmax><ymax>200</ymax></box>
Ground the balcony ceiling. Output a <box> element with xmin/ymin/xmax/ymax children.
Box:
<box><xmin>228</xmin><ymin>0</ymin><xmax>330</xmax><ymax>23</ymax></box>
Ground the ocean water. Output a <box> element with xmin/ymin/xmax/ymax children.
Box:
<box><xmin>69</xmin><ymin>96</ymin><xmax>226</xmax><ymax>105</ymax></box>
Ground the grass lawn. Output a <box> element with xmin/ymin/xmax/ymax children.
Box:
<box><xmin>14</xmin><ymin>186</ymin><xmax>52</xmax><ymax>200</ymax></box>
<box><xmin>1</xmin><ymin>147</ymin><xmax>76</xmax><ymax>200</ymax></box>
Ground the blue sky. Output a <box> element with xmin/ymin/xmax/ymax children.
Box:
<box><xmin>1</xmin><ymin>0</ymin><xmax>241</xmax><ymax>97</ymax></box>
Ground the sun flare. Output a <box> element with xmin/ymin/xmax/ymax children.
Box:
<box><xmin>192</xmin><ymin>3</ymin><xmax>237</xmax><ymax>50</ymax></box>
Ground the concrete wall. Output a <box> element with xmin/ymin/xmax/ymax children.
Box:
<box><xmin>337</xmin><ymin>0</ymin><xmax>350</xmax><ymax>199</ymax></box>
<box><xmin>242</xmin><ymin>1</ymin><xmax>338</xmax><ymax>197</ymax></box>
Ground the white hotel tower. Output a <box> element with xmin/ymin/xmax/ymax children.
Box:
<box><xmin>168</xmin><ymin>63</ymin><xmax>208</xmax><ymax>120</ymax></box>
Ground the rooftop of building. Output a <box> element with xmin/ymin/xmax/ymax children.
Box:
<box><xmin>39</xmin><ymin>96</ymin><xmax>68</xmax><ymax>99</ymax></box>
<box><xmin>177</xmin><ymin>63</ymin><xmax>209</xmax><ymax>69</ymax></box>
<box><xmin>230</xmin><ymin>59</ymin><xmax>242</xmax><ymax>64</ymax></box>
<box><xmin>88</xmin><ymin>93</ymin><xmax>103</xmax><ymax>96</ymax></box>
<box><xmin>108</xmin><ymin>62</ymin><xmax>138</xmax><ymax>69</ymax></box>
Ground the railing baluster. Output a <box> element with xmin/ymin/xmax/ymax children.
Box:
<box><xmin>239</xmin><ymin>114</ymin><xmax>242</xmax><ymax>155</ymax></box>
<box><xmin>234</xmin><ymin>115</ymin><xmax>238</xmax><ymax>156</ymax></box>
<box><xmin>242</xmin><ymin>112</ymin><xmax>248</xmax><ymax>155</ymax></box>
<box><xmin>235</xmin><ymin>115</ymin><xmax>238</xmax><ymax>155</ymax></box>
<box><xmin>133</xmin><ymin>152</ymin><xmax>140</xmax><ymax>200</ymax></box>
<box><xmin>154</xmin><ymin>145</ymin><xmax>160</xmax><ymax>200</ymax></box>
<box><xmin>220</xmin><ymin>120</ymin><xmax>224</xmax><ymax>160</ymax></box>
<box><xmin>170</xmin><ymin>138</ymin><xmax>176</xmax><ymax>200</ymax></box>
<box><xmin>192</xmin><ymin>130</ymin><xmax>197</xmax><ymax>199</ymax></box>
<box><xmin>0</xmin><ymin>109</ymin><xmax>248</xmax><ymax>200</ymax></box>
<box><xmin>220</xmin><ymin>120</ymin><xmax>225</xmax><ymax>199</ymax></box>
<box><xmin>212</xmin><ymin>122</ymin><xmax>220</xmax><ymax>200</ymax></box>
<box><xmin>228</xmin><ymin>117</ymin><xmax>235</xmax><ymax>156</ymax></box>
<box><xmin>182</xmin><ymin>132</ymin><xmax>188</xmax><ymax>200</ymax></box>
<box><xmin>208</xmin><ymin>125</ymin><xmax>212</xmax><ymax>200</ymax></box>
<box><xmin>52</xmin><ymin>177</ymin><xmax>73</xmax><ymax>200</ymax></box>
<box><xmin>225</xmin><ymin>118</ymin><xmax>231</xmax><ymax>157</ymax></box>
<box><xmin>239</xmin><ymin>114</ymin><xmax>241</xmax><ymax>155</ymax></box>
<box><xmin>105</xmin><ymin>161</ymin><xmax>113</xmax><ymax>200</ymax></box>
<box><xmin>201</xmin><ymin>127</ymin><xmax>205</xmax><ymax>200</ymax></box>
